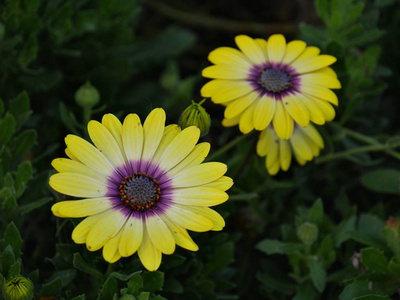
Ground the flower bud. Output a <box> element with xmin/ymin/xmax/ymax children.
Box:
<box><xmin>297</xmin><ymin>222</ymin><xmax>318</xmax><ymax>246</ymax></box>
<box><xmin>3</xmin><ymin>276</ymin><xmax>34</xmax><ymax>300</ymax></box>
<box><xmin>179</xmin><ymin>99</ymin><xmax>211</xmax><ymax>137</ymax></box>
<box><xmin>75</xmin><ymin>81</ymin><xmax>100</xmax><ymax>108</ymax></box>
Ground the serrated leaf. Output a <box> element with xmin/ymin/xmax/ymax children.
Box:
<box><xmin>15</xmin><ymin>161</ymin><xmax>33</xmax><ymax>197</ymax></box>
<box><xmin>308</xmin><ymin>259</ymin><xmax>326</xmax><ymax>293</ymax></box>
<box><xmin>339</xmin><ymin>280</ymin><xmax>380</xmax><ymax>300</ymax></box>
<box><xmin>256</xmin><ymin>239</ymin><xmax>304</xmax><ymax>255</ymax></box>
<box><xmin>41</xmin><ymin>277</ymin><xmax>63</xmax><ymax>296</ymax></box>
<box><xmin>1</xmin><ymin>245</ymin><xmax>15</xmax><ymax>276</ymax></box>
<box><xmin>142</xmin><ymin>271</ymin><xmax>164</xmax><ymax>293</ymax></box>
<box><xmin>2</xmin><ymin>222</ymin><xmax>23</xmax><ymax>258</ymax></box>
<box><xmin>360</xmin><ymin>247</ymin><xmax>388</xmax><ymax>273</ymax></box>
<box><xmin>361</xmin><ymin>169</ymin><xmax>400</xmax><ymax>195</ymax></box>
<box><xmin>127</xmin><ymin>272</ymin><xmax>143</xmax><ymax>294</ymax></box>
<box><xmin>72</xmin><ymin>253</ymin><xmax>102</xmax><ymax>278</ymax></box>
<box><xmin>0</xmin><ymin>113</ymin><xmax>16</xmax><ymax>146</ymax></box>
<box><xmin>12</xmin><ymin>129</ymin><xmax>37</xmax><ymax>159</ymax></box>
<box><xmin>9</xmin><ymin>91</ymin><xmax>31</xmax><ymax>129</ymax></box>
<box><xmin>309</xmin><ymin>199</ymin><xmax>324</xmax><ymax>225</ymax></box>
<box><xmin>100</xmin><ymin>277</ymin><xmax>118</xmax><ymax>300</ymax></box>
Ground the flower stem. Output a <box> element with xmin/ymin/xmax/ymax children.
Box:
<box><xmin>206</xmin><ymin>133</ymin><xmax>251</xmax><ymax>162</ymax></box>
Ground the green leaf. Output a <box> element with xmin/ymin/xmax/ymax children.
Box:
<box><xmin>349</xmin><ymin>214</ymin><xmax>386</xmax><ymax>247</ymax></box>
<box><xmin>12</xmin><ymin>129</ymin><xmax>37</xmax><ymax>159</ymax></box>
<box><xmin>53</xmin><ymin>269</ymin><xmax>77</xmax><ymax>287</ymax></box>
<box><xmin>388</xmin><ymin>258</ymin><xmax>400</xmax><ymax>278</ymax></box>
<box><xmin>142</xmin><ymin>271</ymin><xmax>164</xmax><ymax>292</ymax></box>
<box><xmin>293</xmin><ymin>283</ymin><xmax>318</xmax><ymax>300</ymax></box>
<box><xmin>256</xmin><ymin>239</ymin><xmax>304</xmax><ymax>255</ymax></box>
<box><xmin>9</xmin><ymin>91</ymin><xmax>31</xmax><ymax>129</ymax></box>
<box><xmin>15</xmin><ymin>161</ymin><xmax>33</xmax><ymax>197</ymax></box>
<box><xmin>315</xmin><ymin>0</ymin><xmax>330</xmax><ymax>23</ymax></box>
<box><xmin>58</xmin><ymin>102</ymin><xmax>80</xmax><ymax>134</ymax></box>
<box><xmin>1</xmin><ymin>245</ymin><xmax>15</xmax><ymax>275</ymax></box>
<box><xmin>110</xmin><ymin>270</ymin><xmax>141</xmax><ymax>281</ymax></box>
<box><xmin>138</xmin><ymin>292</ymin><xmax>150</xmax><ymax>300</ymax></box>
<box><xmin>339</xmin><ymin>280</ymin><xmax>387</xmax><ymax>300</ymax></box>
<box><xmin>0</xmin><ymin>187</ymin><xmax>17</xmax><ymax>209</ymax></box>
<box><xmin>332</xmin><ymin>216</ymin><xmax>357</xmax><ymax>247</ymax></box>
<box><xmin>17</xmin><ymin>196</ymin><xmax>52</xmax><ymax>215</ymax></box>
<box><xmin>308</xmin><ymin>259</ymin><xmax>326</xmax><ymax>293</ymax></box>
<box><xmin>360</xmin><ymin>247</ymin><xmax>388</xmax><ymax>273</ymax></box>
<box><xmin>2</xmin><ymin>222</ymin><xmax>23</xmax><ymax>258</ymax></box>
<box><xmin>72</xmin><ymin>253</ymin><xmax>103</xmax><ymax>278</ymax></box>
<box><xmin>361</xmin><ymin>169</ymin><xmax>400</xmax><ymax>195</ymax></box>
<box><xmin>100</xmin><ymin>277</ymin><xmax>118</xmax><ymax>300</ymax></box>
<box><xmin>206</xmin><ymin>241</ymin><xmax>235</xmax><ymax>272</ymax></box>
<box><xmin>41</xmin><ymin>277</ymin><xmax>63</xmax><ymax>296</ymax></box>
<box><xmin>127</xmin><ymin>272</ymin><xmax>143</xmax><ymax>294</ymax></box>
<box><xmin>18</xmin><ymin>34</ymin><xmax>38</xmax><ymax>68</ymax></box>
<box><xmin>70</xmin><ymin>295</ymin><xmax>86</xmax><ymax>300</ymax></box>
<box><xmin>0</xmin><ymin>113</ymin><xmax>16</xmax><ymax>146</ymax></box>
<box><xmin>309</xmin><ymin>199</ymin><xmax>324</xmax><ymax>225</ymax></box>
<box><xmin>7</xmin><ymin>260</ymin><xmax>21</xmax><ymax>279</ymax></box>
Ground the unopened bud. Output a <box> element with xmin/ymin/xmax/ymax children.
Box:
<box><xmin>75</xmin><ymin>81</ymin><xmax>100</xmax><ymax>108</ymax></box>
<box><xmin>3</xmin><ymin>276</ymin><xmax>34</xmax><ymax>300</ymax></box>
<box><xmin>297</xmin><ymin>222</ymin><xmax>318</xmax><ymax>246</ymax></box>
<box><xmin>179</xmin><ymin>99</ymin><xmax>211</xmax><ymax>137</ymax></box>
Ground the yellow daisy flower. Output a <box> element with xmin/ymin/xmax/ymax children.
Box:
<box><xmin>49</xmin><ymin>108</ymin><xmax>232</xmax><ymax>271</ymax></box>
<box><xmin>256</xmin><ymin>123</ymin><xmax>324</xmax><ymax>175</ymax></box>
<box><xmin>201</xmin><ymin>34</ymin><xmax>341</xmax><ymax>139</ymax></box>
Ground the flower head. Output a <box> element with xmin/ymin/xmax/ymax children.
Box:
<box><xmin>3</xmin><ymin>276</ymin><xmax>34</xmax><ymax>300</ymax></box>
<box><xmin>49</xmin><ymin>108</ymin><xmax>232</xmax><ymax>271</ymax></box>
<box><xmin>179</xmin><ymin>99</ymin><xmax>211</xmax><ymax>137</ymax></box>
<box><xmin>201</xmin><ymin>34</ymin><xmax>341</xmax><ymax>139</ymax></box>
<box><xmin>256</xmin><ymin>123</ymin><xmax>324</xmax><ymax>175</ymax></box>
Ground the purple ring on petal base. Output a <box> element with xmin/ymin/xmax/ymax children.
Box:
<box><xmin>106</xmin><ymin>161</ymin><xmax>173</xmax><ymax>219</ymax></box>
<box><xmin>247</xmin><ymin>62</ymin><xmax>301</xmax><ymax>100</ymax></box>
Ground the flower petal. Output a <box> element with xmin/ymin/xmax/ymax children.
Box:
<box><xmin>103</xmin><ymin>230</ymin><xmax>122</xmax><ymax>263</ymax></box>
<box><xmin>292</xmin><ymin>55</ymin><xmax>337</xmax><ymax>74</ymax></box>
<box><xmin>201</xmin><ymin>79</ymin><xmax>247</xmax><ymax>97</ymax></box>
<box><xmin>282</xmin><ymin>40</ymin><xmax>307</xmax><ymax>64</ymax></box>
<box><xmin>52</xmin><ymin>198</ymin><xmax>114</xmax><ymax>218</ymax></box>
<box><xmin>300</xmin><ymin>125</ymin><xmax>324</xmax><ymax>149</ymax></box>
<box><xmin>272</xmin><ymin>101</ymin><xmax>294</xmax><ymax>140</ymax></box>
<box><xmin>160</xmin><ymin>215</ymin><xmax>198</xmax><ymax>251</ymax></box>
<box><xmin>290</xmin><ymin>131</ymin><xmax>314</xmax><ymax>161</ymax></box>
<box><xmin>171</xmin><ymin>187</ymin><xmax>228</xmax><ymax>206</ymax></box>
<box><xmin>187</xmin><ymin>206</ymin><xmax>225</xmax><ymax>231</ymax></box>
<box><xmin>225</xmin><ymin>91</ymin><xmax>259</xmax><ymax>119</ymax></box>
<box><xmin>235</xmin><ymin>35</ymin><xmax>266</xmax><ymax>65</ymax></box>
<box><xmin>88</xmin><ymin>120</ymin><xmax>125</xmax><ymax>168</ymax></box>
<box><xmin>282</xmin><ymin>94</ymin><xmax>310</xmax><ymax>127</ymax></box>
<box><xmin>152</xmin><ymin>124</ymin><xmax>181</xmax><ymax>165</ymax></box>
<box><xmin>159</xmin><ymin>126</ymin><xmax>200</xmax><ymax>172</ymax></box>
<box><xmin>300</xmin><ymin>85</ymin><xmax>339</xmax><ymax>106</ymax></box>
<box><xmin>122</xmin><ymin>113</ymin><xmax>143</xmax><ymax>165</ymax></box>
<box><xmin>166</xmin><ymin>204</ymin><xmax>214</xmax><ymax>232</ymax></box>
<box><xmin>72</xmin><ymin>210</ymin><xmax>111</xmax><ymax>244</ymax></box>
<box><xmin>208</xmin><ymin>47</ymin><xmax>253</xmax><ymax>69</ymax></box>
<box><xmin>202</xmin><ymin>65</ymin><xmax>249</xmax><ymax>80</ymax></box>
<box><xmin>222</xmin><ymin>115</ymin><xmax>240</xmax><ymax>127</ymax></box>
<box><xmin>295</xmin><ymin>93</ymin><xmax>327</xmax><ymax>125</ymax></box>
<box><xmin>138</xmin><ymin>224</ymin><xmax>162</xmax><ymax>271</ymax></box>
<box><xmin>267</xmin><ymin>34</ymin><xmax>286</xmax><ymax>63</ymax></box>
<box><xmin>119</xmin><ymin>214</ymin><xmax>143</xmax><ymax>257</ymax></box>
<box><xmin>51</xmin><ymin>158</ymin><xmax>104</xmax><ymax>182</ymax></box>
<box><xmin>201</xmin><ymin>176</ymin><xmax>233</xmax><ymax>191</ymax></box>
<box><xmin>253</xmin><ymin>94</ymin><xmax>276</xmax><ymax>130</ymax></box>
<box><xmin>65</xmin><ymin>135</ymin><xmax>114</xmax><ymax>175</ymax></box>
<box><xmin>212</xmin><ymin>83</ymin><xmax>254</xmax><ymax>104</ymax></box>
<box><xmin>255</xmin><ymin>38</ymin><xmax>269</xmax><ymax>61</ymax></box>
<box><xmin>167</xmin><ymin>142</ymin><xmax>210</xmax><ymax>177</ymax></box>
<box><xmin>171</xmin><ymin>162</ymin><xmax>227</xmax><ymax>188</ymax></box>
<box><xmin>291</xmin><ymin>46</ymin><xmax>321</xmax><ymax>64</ymax></box>
<box><xmin>86</xmin><ymin>208</ymin><xmax>128</xmax><ymax>252</ymax></box>
<box><xmin>49</xmin><ymin>173</ymin><xmax>108</xmax><ymax>198</ymax></box>
<box><xmin>146</xmin><ymin>212</ymin><xmax>175</xmax><ymax>254</ymax></box>
<box><xmin>279</xmin><ymin>140</ymin><xmax>292</xmax><ymax>171</ymax></box>
<box><xmin>300</xmin><ymin>73</ymin><xmax>341</xmax><ymax>89</ymax></box>
<box><xmin>142</xmin><ymin>108</ymin><xmax>166</xmax><ymax>163</ymax></box>
<box><xmin>102</xmin><ymin>114</ymin><xmax>123</xmax><ymax>150</ymax></box>
<box><xmin>238</xmin><ymin>103</ymin><xmax>256</xmax><ymax>134</ymax></box>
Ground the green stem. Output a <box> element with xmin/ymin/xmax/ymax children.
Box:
<box><xmin>316</xmin><ymin>144</ymin><xmax>398</xmax><ymax>164</ymax></box>
<box><xmin>205</xmin><ymin>133</ymin><xmax>250</xmax><ymax>162</ymax></box>
<box><xmin>329</xmin><ymin>122</ymin><xmax>400</xmax><ymax>160</ymax></box>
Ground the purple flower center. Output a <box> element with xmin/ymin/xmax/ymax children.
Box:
<box><xmin>258</xmin><ymin>68</ymin><xmax>292</xmax><ymax>93</ymax></box>
<box><xmin>119</xmin><ymin>173</ymin><xmax>161</xmax><ymax>211</ymax></box>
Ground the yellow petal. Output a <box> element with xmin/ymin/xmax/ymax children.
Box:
<box><xmin>88</xmin><ymin>120</ymin><xmax>125</xmax><ymax>167</ymax></box>
<box><xmin>292</xmin><ymin>55</ymin><xmax>337</xmax><ymax>74</ymax></box>
<box><xmin>52</xmin><ymin>198</ymin><xmax>113</xmax><ymax>218</ymax></box>
<box><xmin>152</xmin><ymin>124</ymin><xmax>181</xmax><ymax>165</ymax></box>
<box><xmin>295</xmin><ymin>93</ymin><xmax>326</xmax><ymax>125</ymax></box>
<box><xmin>72</xmin><ymin>210</ymin><xmax>110</xmax><ymax>244</ymax></box>
<box><xmin>138</xmin><ymin>224</ymin><xmax>162</xmax><ymax>271</ymax></box>
<box><xmin>279</xmin><ymin>140</ymin><xmax>292</xmax><ymax>171</ymax></box>
<box><xmin>172</xmin><ymin>187</ymin><xmax>228</xmax><ymax>206</ymax></box>
<box><xmin>301</xmin><ymin>85</ymin><xmax>339</xmax><ymax>106</ymax></box>
<box><xmin>282</xmin><ymin>94</ymin><xmax>310</xmax><ymax>127</ymax></box>
<box><xmin>65</xmin><ymin>135</ymin><xmax>114</xmax><ymax>175</ymax></box>
<box><xmin>171</xmin><ymin>162</ymin><xmax>227</xmax><ymax>188</ymax></box>
<box><xmin>213</xmin><ymin>83</ymin><xmax>254</xmax><ymax>104</ymax></box>
<box><xmin>201</xmin><ymin>176</ymin><xmax>233</xmax><ymax>192</ymax></box>
<box><xmin>51</xmin><ymin>158</ymin><xmax>104</xmax><ymax>182</ymax></box>
<box><xmin>222</xmin><ymin>115</ymin><xmax>240</xmax><ymax>127</ymax></box>
<box><xmin>65</xmin><ymin>147</ymin><xmax>80</xmax><ymax>162</ymax></box>
<box><xmin>103</xmin><ymin>230</ymin><xmax>122</xmax><ymax>263</ymax></box>
<box><xmin>266</xmin><ymin>156</ymin><xmax>280</xmax><ymax>175</ymax></box>
<box><xmin>146</xmin><ymin>213</ymin><xmax>175</xmax><ymax>254</ymax></box>
<box><xmin>300</xmin><ymin>73</ymin><xmax>341</xmax><ymax>89</ymax></box>
<box><xmin>186</xmin><ymin>206</ymin><xmax>225</xmax><ymax>231</ymax></box>
<box><xmin>290</xmin><ymin>131</ymin><xmax>314</xmax><ymax>161</ymax></box>
<box><xmin>201</xmin><ymin>79</ymin><xmax>247</xmax><ymax>97</ymax></box>
<box><xmin>142</xmin><ymin>108</ymin><xmax>166</xmax><ymax>162</ymax></box>
<box><xmin>266</xmin><ymin>138</ymin><xmax>279</xmax><ymax>171</ymax></box>
<box><xmin>255</xmin><ymin>38</ymin><xmax>269</xmax><ymax>61</ymax></box>
<box><xmin>291</xmin><ymin>46</ymin><xmax>321</xmax><ymax>64</ymax></box>
<box><xmin>272</xmin><ymin>101</ymin><xmax>294</xmax><ymax>140</ymax></box>
<box><xmin>122</xmin><ymin>114</ymin><xmax>143</xmax><ymax>165</ymax></box>
<box><xmin>253</xmin><ymin>95</ymin><xmax>276</xmax><ymax>130</ymax></box>
<box><xmin>165</xmin><ymin>204</ymin><xmax>214</xmax><ymax>232</ymax></box>
<box><xmin>102</xmin><ymin>114</ymin><xmax>123</xmax><ymax>151</ymax></box>
<box><xmin>300</xmin><ymin>124</ymin><xmax>324</xmax><ymax>149</ymax></box>
<box><xmin>49</xmin><ymin>173</ymin><xmax>108</xmax><ymax>198</ymax></box>
<box><xmin>235</xmin><ymin>35</ymin><xmax>266</xmax><ymax>65</ymax></box>
<box><xmin>208</xmin><ymin>47</ymin><xmax>252</xmax><ymax>69</ymax></box>
<box><xmin>119</xmin><ymin>215</ymin><xmax>143</xmax><ymax>257</ymax></box>
<box><xmin>238</xmin><ymin>103</ymin><xmax>256</xmax><ymax>134</ymax></box>
<box><xmin>282</xmin><ymin>40</ymin><xmax>307</xmax><ymax>64</ymax></box>
<box><xmin>267</xmin><ymin>34</ymin><xmax>286</xmax><ymax>63</ymax></box>
<box><xmin>202</xmin><ymin>65</ymin><xmax>249</xmax><ymax>80</ymax></box>
<box><xmin>160</xmin><ymin>215</ymin><xmax>198</xmax><ymax>251</ymax></box>
<box><xmin>225</xmin><ymin>91</ymin><xmax>259</xmax><ymax>119</ymax></box>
